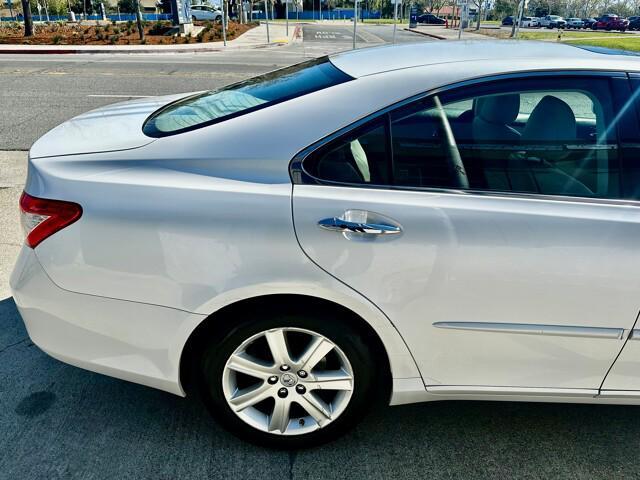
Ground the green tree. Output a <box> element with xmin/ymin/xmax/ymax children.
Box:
<box><xmin>117</xmin><ymin>0</ymin><xmax>136</xmax><ymax>12</ymax></box>
<box><xmin>493</xmin><ymin>0</ymin><xmax>518</xmax><ymax>17</ymax></box>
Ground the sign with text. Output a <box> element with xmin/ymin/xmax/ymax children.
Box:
<box><xmin>409</xmin><ymin>5</ymin><xmax>417</xmax><ymax>28</ymax></box>
<box><xmin>172</xmin><ymin>0</ymin><xmax>192</xmax><ymax>24</ymax></box>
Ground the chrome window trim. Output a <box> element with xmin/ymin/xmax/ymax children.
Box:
<box><xmin>290</xmin><ymin>69</ymin><xmax>634</xmax><ymax>206</ymax></box>
<box><xmin>433</xmin><ymin>321</ymin><xmax>625</xmax><ymax>340</ymax></box>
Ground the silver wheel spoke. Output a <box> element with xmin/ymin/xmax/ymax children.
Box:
<box><xmin>298</xmin><ymin>336</ymin><xmax>335</xmax><ymax>372</ymax></box>
<box><xmin>229</xmin><ymin>382</ymin><xmax>272</xmax><ymax>412</ymax></box>
<box><xmin>298</xmin><ymin>393</ymin><xmax>332</xmax><ymax>427</ymax></box>
<box><xmin>226</xmin><ymin>352</ymin><xmax>273</xmax><ymax>379</ymax></box>
<box><xmin>307</xmin><ymin>369</ymin><xmax>354</xmax><ymax>391</ymax></box>
<box><xmin>268</xmin><ymin>399</ymin><xmax>291</xmax><ymax>433</ymax></box>
<box><xmin>223</xmin><ymin>327</ymin><xmax>354</xmax><ymax>436</ymax></box>
<box><xmin>265</xmin><ymin>329</ymin><xmax>292</xmax><ymax>366</ymax></box>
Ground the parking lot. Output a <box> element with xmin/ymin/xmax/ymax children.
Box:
<box><xmin>2</xmin><ymin>29</ymin><xmax>640</xmax><ymax>479</ymax></box>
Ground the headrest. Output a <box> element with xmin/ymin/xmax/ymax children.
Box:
<box><xmin>475</xmin><ymin>94</ymin><xmax>520</xmax><ymax>125</ymax></box>
<box><xmin>522</xmin><ymin>95</ymin><xmax>576</xmax><ymax>142</ymax></box>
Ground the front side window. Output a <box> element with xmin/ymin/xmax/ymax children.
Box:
<box><xmin>143</xmin><ymin>57</ymin><xmax>352</xmax><ymax>137</ymax></box>
<box><xmin>304</xmin><ymin>76</ymin><xmax>624</xmax><ymax>200</ymax></box>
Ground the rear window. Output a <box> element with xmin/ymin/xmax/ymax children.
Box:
<box><xmin>143</xmin><ymin>57</ymin><xmax>352</xmax><ymax>137</ymax></box>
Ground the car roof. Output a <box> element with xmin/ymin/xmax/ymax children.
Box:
<box><xmin>329</xmin><ymin>40</ymin><xmax>623</xmax><ymax>78</ymax></box>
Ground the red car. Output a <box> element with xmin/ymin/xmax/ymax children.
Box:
<box><xmin>593</xmin><ymin>14</ymin><xmax>628</xmax><ymax>31</ymax></box>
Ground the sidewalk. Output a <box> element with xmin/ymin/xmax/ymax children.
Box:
<box><xmin>0</xmin><ymin>21</ymin><xmax>300</xmax><ymax>54</ymax></box>
<box><xmin>405</xmin><ymin>25</ymin><xmax>493</xmax><ymax>41</ymax></box>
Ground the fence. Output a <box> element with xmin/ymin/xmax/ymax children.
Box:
<box><xmin>252</xmin><ymin>9</ymin><xmax>381</xmax><ymax>20</ymax></box>
<box><xmin>1</xmin><ymin>10</ymin><xmax>380</xmax><ymax>22</ymax></box>
<box><xmin>0</xmin><ymin>13</ymin><xmax>173</xmax><ymax>22</ymax></box>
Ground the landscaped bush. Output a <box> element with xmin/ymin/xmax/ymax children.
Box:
<box><xmin>0</xmin><ymin>20</ymin><xmax>257</xmax><ymax>45</ymax></box>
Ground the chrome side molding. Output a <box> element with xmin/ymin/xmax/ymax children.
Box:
<box><xmin>428</xmin><ymin>385</ymin><xmax>598</xmax><ymax>397</ymax></box>
<box><xmin>433</xmin><ymin>321</ymin><xmax>625</xmax><ymax>340</ymax></box>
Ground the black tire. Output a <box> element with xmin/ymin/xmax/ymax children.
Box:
<box><xmin>196</xmin><ymin>308</ymin><xmax>380</xmax><ymax>449</ymax></box>
<box><xmin>191</xmin><ymin>15</ymin><xmax>196</xmax><ymax>21</ymax></box>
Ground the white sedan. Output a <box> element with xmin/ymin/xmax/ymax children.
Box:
<box><xmin>190</xmin><ymin>4</ymin><xmax>222</xmax><ymax>21</ymax></box>
<box><xmin>520</xmin><ymin>16</ymin><xmax>539</xmax><ymax>27</ymax></box>
<box><xmin>11</xmin><ymin>41</ymin><xmax>640</xmax><ymax>448</ymax></box>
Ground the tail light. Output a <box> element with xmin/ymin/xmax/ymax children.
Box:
<box><xmin>19</xmin><ymin>192</ymin><xmax>82</xmax><ymax>248</ymax></box>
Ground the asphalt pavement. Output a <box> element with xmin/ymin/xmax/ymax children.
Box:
<box><xmin>3</xmin><ymin>24</ymin><xmax>639</xmax><ymax>480</ymax></box>
<box><xmin>0</xmin><ymin>23</ymin><xmax>432</xmax><ymax>151</ymax></box>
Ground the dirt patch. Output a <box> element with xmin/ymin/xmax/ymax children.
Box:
<box><xmin>0</xmin><ymin>20</ymin><xmax>257</xmax><ymax>45</ymax></box>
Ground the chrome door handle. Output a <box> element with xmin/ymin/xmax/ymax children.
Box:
<box><xmin>317</xmin><ymin>217</ymin><xmax>402</xmax><ymax>235</ymax></box>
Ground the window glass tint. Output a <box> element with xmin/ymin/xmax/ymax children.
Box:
<box><xmin>306</xmin><ymin>77</ymin><xmax>624</xmax><ymax>200</ymax></box>
<box><xmin>304</xmin><ymin>120</ymin><xmax>389</xmax><ymax>185</ymax></box>
<box><xmin>143</xmin><ymin>57</ymin><xmax>352</xmax><ymax>137</ymax></box>
<box><xmin>390</xmin><ymin>82</ymin><xmax>620</xmax><ymax>198</ymax></box>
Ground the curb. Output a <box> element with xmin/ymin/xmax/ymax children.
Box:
<box><xmin>403</xmin><ymin>28</ymin><xmax>446</xmax><ymax>40</ymax></box>
<box><xmin>0</xmin><ymin>42</ymin><xmax>289</xmax><ymax>54</ymax></box>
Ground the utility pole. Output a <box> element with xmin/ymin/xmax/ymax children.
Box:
<box><xmin>285</xmin><ymin>0</ymin><xmax>288</xmax><ymax>35</ymax></box>
<box><xmin>20</xmin><ymin>0</ymin><xmax>33</xmax><ymax>36</ymax></box>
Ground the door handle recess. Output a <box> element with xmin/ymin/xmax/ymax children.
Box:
<box><xmin>318</xmin><ymin>217</ymin><xmax>401</xmax><ymax>235</ymax></box>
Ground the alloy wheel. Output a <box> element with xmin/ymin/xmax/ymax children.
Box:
<box><xmin>221</xmin><ymin>327</ymin><xmax>354</xmax><ymax>436</ymax></box>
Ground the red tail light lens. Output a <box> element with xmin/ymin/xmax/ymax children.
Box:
<box><xmin>19</xmin><ymin>192</ymin><xmax>82</xmax><ymax>248</ymax></box>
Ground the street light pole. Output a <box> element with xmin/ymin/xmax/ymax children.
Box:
<box><xmin>392</xmin><ymin>0</ymin><xmax>399</xmax><ymax>43</ymax></box>
<box><xmin>264</xmin><ymin>0</ymin><xmax>270</xmax><ymax>43</ymax></box>
<box><xmin>222</xmin><ymin>0</ymin><xmax>227</xmax><ymax>46</ymax></box>
<box><xmin>352</xmin><ymin>0</ymin><xmax>357</xmax><ymax>49</ymax></box>
<box><xmin>285</xmin><ymin>0</ymin><xmax>288</xmax><ymax>35</ymax></box>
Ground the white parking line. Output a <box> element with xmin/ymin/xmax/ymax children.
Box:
<box><xmin>87</xmin><ymin>94</ymin><xmax>152</xmax><ymax>98</ymax></box>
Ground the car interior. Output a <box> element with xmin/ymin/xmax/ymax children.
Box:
<box><xmin>312</xmin><ymin>89</ymin><xmax>620</xmax><ymax>199</ymax></box>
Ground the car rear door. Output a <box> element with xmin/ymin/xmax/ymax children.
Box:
<box><xmin>292</xmin><ymin>72</ymin><xmax>640</xmax><ymax>393</ymax></box>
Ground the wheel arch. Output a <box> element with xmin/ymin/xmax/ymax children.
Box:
<box><xmin>179</xmin><ymin>293</ymin><xmax>398</xmax><ymax>402</ymax></box>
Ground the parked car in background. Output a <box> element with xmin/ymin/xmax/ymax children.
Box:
<box><xmin>416</xmin><ymin>13</ymin><xmax>446</xmax><ymax>24</ymax></box>
<box><xmin>629</xmin><ymin>16</ymin><xmax>640</xmax><ymax>30</ymax></box>
<box><xmin>593</xmin><ymin>14</ymin><xmax>628</xmax><ymax>31</ymax></box>
<box><xmin>539</xmin><ymin>15</ymin><xmax>566</xmax><ymax>28</ymax></box>
<box><xmin>566</xmin><ymin>18</ymin><xmax>584</xmax><ymax>28</ymax></box>
<box><xmin>501</xmin><ymin>15</ymin><xmax>514</xmax><ymax>25</ymax></box>
<box><xmin>190</xmin><ymin>4</ymin><xmax>222</xmax><ymax>21</ymax></box>
<box><xmin>582</xmin><ymin>17</ymin><xmax>598</xmax><ymax>28</ymax></box>
<box><xmin>520</xmin><ymin>16</ymin><xmax>540</xmax><ymax>27</ymax></box>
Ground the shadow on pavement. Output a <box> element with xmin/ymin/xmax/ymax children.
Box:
<box><xmin>0</xmin><ymin>295</ymin><xmax>638</xmax><ymax>479</ymax></box>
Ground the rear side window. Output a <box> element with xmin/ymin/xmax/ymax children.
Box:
<box><xmin>303</xmin><ymin>75</ymin><xmax>627</xmax><ymax>200</ymax></box>
<box><xmin>143</xmin><ymin>57</ymin><xmax>352</xmax><ymax>137</ymax></box>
